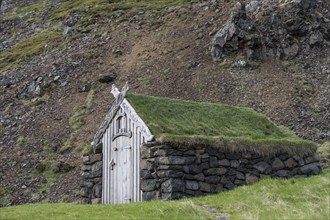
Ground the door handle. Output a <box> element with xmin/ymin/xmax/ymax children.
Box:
<box><xmin>110</xmin><ymin>159</ymin><xmax>116</xmax><ymax>170</ymax></box>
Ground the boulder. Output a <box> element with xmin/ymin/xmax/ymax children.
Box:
<box><xmin>272</xmin><ymin>158</ymin><xmax>285</xmax><ymax>171</ymax></box>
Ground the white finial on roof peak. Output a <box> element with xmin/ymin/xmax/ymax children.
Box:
<box><xmin>111</xmin><ymin>82</ymin><xmax>129</xmax><ymax>99</ymax></box>
<box><xmin>111</xmin><ymin>84</ymin><xmax>120</xmax><ymax>98</ymax></box>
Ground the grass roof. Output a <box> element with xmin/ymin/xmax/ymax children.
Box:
<box><xmin>126</xmin><ymin>93</ymin><xmax>317</xmax><ymax>156</ymax></box>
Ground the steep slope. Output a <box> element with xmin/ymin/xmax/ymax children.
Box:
<box><xmin>0</xmin><ymin>0</ymin><xmax>329</xmax><ymax>206</ymax></box>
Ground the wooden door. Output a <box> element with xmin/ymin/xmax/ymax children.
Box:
<box><xmin>103</xmin><ymin>111</ymin><xmax>134</xmax><ymax>204</ymax></box>
<box><xmin>109</xmin><ymin>134</ymin><xmax>132</xmax><ymax>204</ymax></box>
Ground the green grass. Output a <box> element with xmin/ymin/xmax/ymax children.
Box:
<box><xmin>32</xmin><ymin>160</ymin><xmax>63</xmax><ymax>200</ymax></box>
<box><xmin>2</xmin><ymin>1</ymin><xmax>51</xmax><ymax>21</ymax></box>
<box><xmin>51</xmin><ymin>0</ymin><xmax>187</xmax><ymax>21</ymax></box>
<box><xmin>192</xmin><ymin>169</ymin><xmax>330</xmax><ymax>220</ymax></box>
<box><xmin>0</xmin><ymin>30</ymin><xmax>61</xmax><ymax>72</ymax></box>
<box><xmin>126</xmin><ymin>93</ymin><xmax>317</xmax><ymax>156</ymax></box>
<box><xmin>318</xmin><ymin>142</ymin><xmax>330</xmax><ymax>169</ymax></box>
<box><xmin>1</xmin><ymin>170</ymin><xmax>329</xmax><ymax>219</ymax></box>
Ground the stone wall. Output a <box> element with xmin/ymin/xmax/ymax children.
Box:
<box><xmin>140</xmin><ymin>142</ymin><xmax>321</xmax><ymax>201</ymax></box>
<box><xmin>80</xmin><ymin>152</ymin><xmax>103</xmax><ymax>204</ymax></box>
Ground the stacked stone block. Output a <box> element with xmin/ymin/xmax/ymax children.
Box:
<box><xmin>80</xmin><ymin>153</ymin><xmax>103</xmax><ymax>204</ymax></box>
<box><xmin>140</xmin><ymin>142</ymin><xmax>322</xmax><ymax>201</ymax></box>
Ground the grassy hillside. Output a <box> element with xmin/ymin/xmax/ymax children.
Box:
<box><xmin>1</xmin><ymin>170</ymin><xmax>329</xmax><ymax>220</ymax></box>
<box><xmin>127</xmin><ymin>93</ymin><xmax>316</xmax><ymax>156</ymax></box>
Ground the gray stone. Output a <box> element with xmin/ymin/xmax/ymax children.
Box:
<box><xmin>141</xmin><ymin>146</ymin><xmax>154</xmax><ymax>159</ymax></box>
<box><xmin>78</xmin><ymin>198</ymin><xmax>91</xmax><ymax>204</ymax></box>
<box><xmin>224</xmin><ymin>181</ymin><xmax>236</xmax><ymax>190</ymax></box>
<box><xmin>246</xmin><ymin>174</ymin><xmax>259</xmax><ymax>184</ymax></box>
<box><xmin>204</xmin><ymin>168</ymin><xmax>227</xmax><ymax>176</ymax></box>
<box><xmin>161</xmin><ymin>179</ymin><xmax>185</xmax><ymax>192</ymax></box>
<box><xmin>184</xmin><ymin>150</ymin><xmax>196</xmax><ymax>156</ymax></box>
<box><xmin>156</xmin><ymin>156</ymin><xmax>195</xmax><ymax>165</ymax></box>
<box><xmin>210</xmin><ymin>156</ymin><xmax>219</xmax><ymax>167</ymax></box>
<box><xmin>141</xmin><ymin>179</ymin><xmax>157</xmax><ymax>191</ymax></box>
<box><xmin>94</xmin><ymin>142</ymin><xmax>102</xmax><ymax>154</ymax></box>
<box><xmin>155</xmin><ymin>149</ymin><xmax>183</xmax><ymax>156</ymax></box>
<box><xmin>218</xmin><ymin>159</ymin><xmax>230</xmax><ymax>166</ymax></box>
<box><xmin>199</xmin><ymin>182</ymin><xmax>211</xmax><ymax>192</ymax></box>
<box><xmin>162</xmin><ymin>192</ymin><xmax>184</xmax><ymax>200</ymax></box>
<box><xmin>157</xmin><ymin>170</ymin><xmax>184</xmax><ymax>178</ymax></box>
<box><xmin>309</xmin><ymin>31</ymin><xmax>323</xmax><ymax>45</ymax></box>
<box><xmin>201</xmin><ymin>153</ymin><xmax>210</xmax><ymax>160</ymax></box>
<box><xmin>92</xmin><ymin>184</ymin><xmax>102</xmax><ymax>198</ymax></box>
<box><xmin>225</xmin><ymin>153</ymin><xmax>241</xmax><ymax>160</ymax></box>
<box><xmin>304</xmin><ymin>153</ymin><xmax>320</xmax><ymax>164</ymax></box>
<box><xmin>91</xmin><ymin>198</ymin><xmax>101</xmax><ymax>204</ymax></box>
<box><xmin>220</xmin><ymin>176</ymin><xmax>229</xmax><ymax>185</ymax></box>
<box><xmin>81</xmin><ymin>165</ymin><xmax>92</xmax><ymax>172</ymax></box>
<box><xmin>206</xmin><ymin>147</ymin><xmax>220</xmax><ymax>156</ymax></box>
<box><xmin>205</xmin><ymin>176</ymin><xmax>221</xmax><ymax>184</ymax></box>
<box><xmin>278</xmin><ymin>154</ymin><xmax>289</xmax><ymax>161</ymax></box>
<box><xmin>158</xmin><ymin>165</ymin><xmax>183</xmax><ymax>170</ymax></box>
<box><xmin>91</xmin><ymin>161</ymin><xmax>102</xmax><ymax>173</ymax></box>
<box><xmin>80</xmin><ymin>181</ymin><xmax>94</xmax><ymax>188</ymax></box>
<box><xmin>186</xmin><ymin>181</ymin><xmax>199</xmax><ymax>190</ymax></box>
<box><xmin>183</xmin><ymin>174</ymin><xmax>195</xmax><ymax>180</ymax></box>
<box><xmin>200</xmin><ymin>162</ymin><xmax>210</xmax><ymax>170</ymax></box>
<box><xmin>19</xmin><ymin>81</ymin><xmax>42</xmax><ymax>99</ymax></box>
<box><xmin>234</xmin><ymin>179</ymin><xmax>245</xmax><ymax>185</ymax></box>
<box><xmin>80</xmin><ymin>187</ymin><xmax>91</xmax><ymax>198</ymax></box>
<box><xmin>92</xmin><ymin>153</ymin><xmax>102</xmax><ymax>162</ymax></box>
<box><xmin>254</xmin><ymin>161</ymin><xmax>271</xmax><ymax>174</ymax></box>
<box><xmin>194</xmin><ymin>173</ymin><xmax>205</xmax><ymax>181</ymax></box>
<box><xmin>91</xmin><ymin>161</ymin><xmax>102</xmax><ymax>177</ymax></box>
<box><xmin>284</xmin><ymin>158</ymin><xmax>298</xmax><ymax>168</ymax></box>
<box><xmin>215</xmin><ymin>184</ymin><xmax>224</xmax><ymax>192</ymax></box>
<box><xmin>283</xmin><ymin>43</ymin><xmax>299</xmax><ymax>59</ymax></box>
<box><xmin>140</xmin><ymin>160</ymin><xmax>155</xmax><ymax>170</ymax></box>
<box><xmin>242</xmin><ymin>153</ymin><xmax>252</xmax><ymax>159</ymax></box>
<box><xmin>272</xmin><ymin>158</ymin><xmax>285</xmax><ymax>170</ymax></box>
<box><xmin>230</xmin><ymin>160</ymin><xmax>240</xmax><ymax>168</ymax></box>
<box><xmin>143</xmin><ymin>191</ymin><xmax>159</xmax><ymax>201</ymax></box>
<box><xmin>184</xmin><ymin>164</ymin><xmax>203</xmax><ymax>174</ymax></box>
<box><xmin>140</xmin><ymin>170</ymin><xmax>152</xmax><ymax>179</ymax></box>
<box><xmin>236</xmin><ymin>171</ymin><xmax>245</xmax><ymax>180</ymax></box>
<box><xmin>83</xmin><ymin>155</ymin><xmax>92</xmax><ymax>165</ymax></box>
<box><xmin>186</xmin><ymin>190</ymin><xmax>195</xmax><ymax>195</ymax></box>
<box><xmin>81</xmin><ymin>172</ymin><xmax>92</xmax><ymax>179</ymax></box>
<box><xmin>274</xmin><ymin>170</ymin><xmax>290</xmax><ymax>177</ymax></box>
<box><xmin>300</xmin><ymin>162</ymin><xmax>321</xmax><ymax>175</ymax></box>
<box><xmin>93</xmin><ymin>178</ymin><xmax>102</xmax><ymax>184</ymax></box>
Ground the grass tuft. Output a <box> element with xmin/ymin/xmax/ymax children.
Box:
<box><xmin>51</xmin><ymin>0</ymin><xmax>187</xmax><ymax>21</ymax></box>
<box><xmin>318</xmin><ymin>142</ymin><xmax>330</xmax><ymax>169</ymax></box>
<box><xmin>0</xmin><ymin>30</ymin><xmax>61</xmax><ymax>73</ymax></box>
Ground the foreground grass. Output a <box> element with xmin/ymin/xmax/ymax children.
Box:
<box><xmin>1</xmin><ymin>170</ymin><xmax>329</xmax><ymax>220</ymax></box>
<box><xmin>127</xmin><ymin>93</ymin><xmax>316</xmax><ymax>155</ymax></box>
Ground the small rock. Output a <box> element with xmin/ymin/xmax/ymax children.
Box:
<box><xmin>98</xmin><ymin>75</ymin><xmax>116</xmax><ymax>84</ymax></box>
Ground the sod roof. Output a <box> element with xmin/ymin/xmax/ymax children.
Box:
<box><xmin>126</xmin><ymin>93</ymin><xmax>316</xmax><ymax>156</ymax></box>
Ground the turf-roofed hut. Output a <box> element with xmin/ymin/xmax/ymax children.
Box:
<box><xmin>80</xmin><ymin>83</ymin><xmax>322</xmax><ymax>204</ymax></box>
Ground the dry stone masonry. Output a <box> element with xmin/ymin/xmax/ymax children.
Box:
<box><xmin>80</xmin><ymin>147</ymin><xmax>103</xmax><ymax>204</ymax></box>
<box><xmin>81</xmin><ymin>141</ymin><xmax>321</xmax><ymax>203</ymax></box>
<box><xmin>139</xmin><ymin>142</ymin><xmax>321</xmax><ymax>201</ymax></box>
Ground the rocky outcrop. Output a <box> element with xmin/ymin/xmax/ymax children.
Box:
<box><xmin>211</xmin><ymin>0</ymin><xmax>330</xmax><ymax>60</ymax></box>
